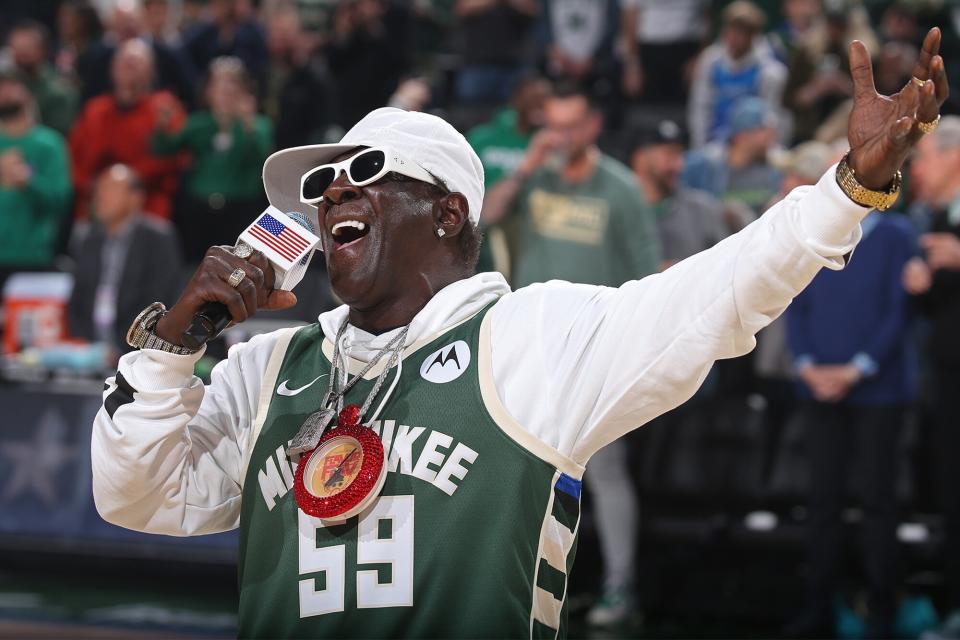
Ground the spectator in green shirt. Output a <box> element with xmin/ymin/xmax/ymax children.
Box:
<box><xmin>467</xmin><ymin>75</ymin><xmax>551</xmax><ymax>275</ymax></box>
<box><xmin>152</xmin><ymin>56</ymin><xmax>273</xmax><ymax>262</ymax></box>
<box><xmin>467</xmin><ymin>76</ymin><xmax>551</xmax><ymax>187</ymax></box>
<box><xmin>0</xmin><ymin>73</ymin><xmax>71</xmax><ymax>286</ymax></box>
<box><xmin>482</xmin><ymin>83</ymin><xmax>659</xmax><ymax>624</ymax></box>
<box><xmin>6</xmin><ymin>20</ymin><xmax>79</xmax><ymax>136</ymax></box>
<box><xmin>482</xmin><ymin>83</ymin><xmax>660</xmax><ymax>287</ymax></box>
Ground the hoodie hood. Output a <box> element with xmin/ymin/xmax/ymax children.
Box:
<box><xmin>317</xmin><ymin>272</ymin><xmax>511</xmax><ymax>363</ymax></box>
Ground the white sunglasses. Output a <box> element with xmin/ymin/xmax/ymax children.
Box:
<box><xmin>299</xmin><ymin>147</ymin><xmax>437</xmax><ymax>205</ymax></box>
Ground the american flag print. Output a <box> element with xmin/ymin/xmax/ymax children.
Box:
<box><xmin>249</xmin><ymin>213</ymin><xmax>311</xmax><ymax>261</ymax></box>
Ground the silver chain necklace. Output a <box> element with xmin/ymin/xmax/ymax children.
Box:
<box><xmin>287</xmin><ymin>320</ymin><xmax>410</xmax><ymax>456</ymax></box>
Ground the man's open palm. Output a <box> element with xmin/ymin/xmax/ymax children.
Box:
<box><xmin>847</xmin><ymin>28</ymin><xmax>950</xmax><ymax>189</ymax></box>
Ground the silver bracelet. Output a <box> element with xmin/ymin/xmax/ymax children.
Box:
<box><xmin>126</xmin><ymin>302</ymin><xmax>199</xmax><ymax>355</ymax></box>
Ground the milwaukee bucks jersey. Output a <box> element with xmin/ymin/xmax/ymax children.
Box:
<box><xmin>238</xmin><ymin>306</ymin><xmax>585</xmax><ymax>638</ymax></box>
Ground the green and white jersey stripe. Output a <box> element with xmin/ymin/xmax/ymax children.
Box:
<box><xmin>531</xmin><ymin>472</ymin><xmax>582</xmax><ymax>639</ymax></box>
<box><xmin>237</xmin><ymin>305</ymin><xmax>585</xmax><ymax>638</ymax></box>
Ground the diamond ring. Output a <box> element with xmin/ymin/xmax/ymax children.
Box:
<box><xmin>227</xmin><ymin>268</ymin><xmax>247</xmax><ymax>288</ymax></box>
<box><xmin>233</xmin><ymin>243</ymin><xmax>253</xmax><ymax>259</ymax></box>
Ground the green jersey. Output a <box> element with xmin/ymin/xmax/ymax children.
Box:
<box><xmin>238</xmin><ymin>306</ymin><xmax>583</xmax><ymax>638</ymax></box>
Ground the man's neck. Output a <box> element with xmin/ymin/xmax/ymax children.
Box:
<box><xmin>346</xmin><ymin>271</ymin><xmax>466</xmax><ymax>335</ymax></box>
<box><xmin>105</xmin><ymin>214</ymin><xmax>136</xmax><ymax>238</ymax></box>
<box><xmin>562</xmin><ymin>147</ymin><xmax>599</xmax><ymax>183</ymax></box>
<box><xmin>115</xmin><ymin>91</ymin><xmax>147</xmax><ymax>109</ymax></box>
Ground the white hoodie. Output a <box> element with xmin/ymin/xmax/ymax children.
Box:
<box><xmin>91</xmin><ymin>166</ymin><xmax>868</xmax><ymax>536</ymax></box>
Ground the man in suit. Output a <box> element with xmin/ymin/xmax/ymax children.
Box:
<box><xmin>68</xmin><ymin>164</ymin><xmax>183</xmax><ymax>359</ymax></box>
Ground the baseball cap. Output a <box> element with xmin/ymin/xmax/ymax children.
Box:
<box><xmin>630</xmin><ymin>119</ymin><xmax>687</xmax><ymax>151</ymax></box>
<box><xmin>728</xmin><ymin>97</ymin><xmax>777</xmax><ymax>138</ymax></box>
<box><xmin>262</xmin><ymin>108</ymin><xmax>485</xmax><ymax>233</ymax></box>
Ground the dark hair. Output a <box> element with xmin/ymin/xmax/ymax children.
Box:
<box><xmin>549</xmin><ymin>79</ymin><xmax>601</xmax><ymax>113</ymax></box>
<box><xmin>511</xmin><ymin>73</ymin><xmax>552</xmax><ymax>102</ymax></box>
<box><xmin>9</xmin><ymin>19</ymin><xmax>52</xmax><ymax>51</ymax></box>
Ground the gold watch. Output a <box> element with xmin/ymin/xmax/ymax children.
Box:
<box><xmin>835</xmin><ymin>153</ymin><xmax>901</xmax><ymax>211</ymax></box>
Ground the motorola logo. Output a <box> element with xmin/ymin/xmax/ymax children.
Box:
<box><xmin>420</xmin><ymin>341</ymin><xmax>471</xmax><ymax>384</ymax></box>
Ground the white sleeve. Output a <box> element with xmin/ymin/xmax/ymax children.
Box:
<box><xmin>91</xmin><ymin>329</ymin><xmax>291</xmax><ymax>536</ymax></box>
<box><xmin>488</xmin><ymin>165</ymin><xmax>870</xmax><ymax>466</ymax></box>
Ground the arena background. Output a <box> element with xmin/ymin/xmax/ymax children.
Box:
<box><xmin>0</xmin><ymin>0</ymin><xmax>957</xmax><ymax>637</ymax></box>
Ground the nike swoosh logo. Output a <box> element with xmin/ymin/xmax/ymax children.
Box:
<box><xmin>276</xmin><ymin>374</ymin><xmax>327</xmax><ymax>396</ymax></box>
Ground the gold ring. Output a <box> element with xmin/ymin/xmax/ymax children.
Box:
<box><xmin>233</xmin><ymin>243</ymin><xmax>253</xmax><ymax>259</ymax></box>
<box><xmin>918</xmin><ymin>114</ymin><xmax>941</xmax><ymax>135</ymax></box>
<box><xmin>912</xmin><ymin>76</ymin><xmax>926</xmax><ymax>88</ymax></box>
<box><xmin>227</xmin><ymin>268</ymin><xmax>247</xmax><ymax>288</ymax></box>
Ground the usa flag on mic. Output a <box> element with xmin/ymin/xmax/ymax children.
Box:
<box><xmin>239</xmin><ymin>207</ymin><xmax>320</xmax><ymax>271</ymax></box>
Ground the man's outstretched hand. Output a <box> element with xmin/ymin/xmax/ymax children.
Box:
<box><xmin>847</xmin><ymin>27</ymin><xmax>950</xmax><ymax>190</ymax></box>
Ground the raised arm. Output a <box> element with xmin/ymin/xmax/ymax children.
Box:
<box><xmin>480</xmin><ymin>129</ymin><xmax>561</xmax><ymax>225</ymax></box>
<box><xmin>487</xmin><ymin>29</ymin><xmax>949</xmax><ymax>466</ymax></box>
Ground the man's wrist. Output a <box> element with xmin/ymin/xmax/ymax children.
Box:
<box><xmin>836</xmin><ymin>153</ymin><xmax>901</xmax><ymax>210</ymax></box>
<box><xmin>128</xmin><ymin>303</ymin><xmax>198</xmax><ymax>354</ymax></box>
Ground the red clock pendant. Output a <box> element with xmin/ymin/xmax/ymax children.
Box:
<box><xmin>293</xmin><ymin>404</ymin><xmax>387</xmax><ymax>522</ymax></box>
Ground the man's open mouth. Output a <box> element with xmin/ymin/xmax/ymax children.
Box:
<box><xmin>331</xmin><ymin>219</ymin><xmax>371</xmax><ymax>250</ymax></box>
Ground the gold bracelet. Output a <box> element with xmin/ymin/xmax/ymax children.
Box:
<box><xmin>835</xmin><ymin>153</ymin><xmax>901</xmax><ymax>211</ymax></box>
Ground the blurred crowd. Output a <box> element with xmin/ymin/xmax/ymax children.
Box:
<box><xmin>1</xmin><ymin>0</ymin><xmax>960</xmax><ymax>637</ymax></box>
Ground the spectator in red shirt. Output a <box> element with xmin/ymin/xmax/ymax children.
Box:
<box><xmin>68</xmin><ymin>38</ymin><xmax>186</xmax><ymax>220</ymax></box>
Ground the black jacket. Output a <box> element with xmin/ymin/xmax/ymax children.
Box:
<box><xmin>269</xmin><ymin>61</ymin><xmax>337</xmax><ymax>151</ymax></box>
<box><xmin>917</xmin><ymin>208</ymin><xmax>960</xmax><ymax>369</ymax></box>
<box><xmin>67</xmin><ymin>217</ymin><xmax>184</xmax><ymax>353</ymax></box>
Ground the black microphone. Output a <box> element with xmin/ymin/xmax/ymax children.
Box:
<box><xmin>180</xmin><ymin>211</ymin><xmax>318</xmax><ymax>350</ymax></box>
<box><xmin>181</xmin><ymin>300</ymin><xmax>234</xmax><ymax>350</ymax></box>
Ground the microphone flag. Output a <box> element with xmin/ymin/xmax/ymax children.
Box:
<box><xmin>239</xmin><ymin>206</ymin><xmax>320</xmax><ymax>271</ymax></box>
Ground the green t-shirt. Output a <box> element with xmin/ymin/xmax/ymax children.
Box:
<box><xmin>467</xmin><ymin>109</ymin><xmax>532</xmax><ymax>188</ymax></box>
<box><xmin>0</xmin><ymin>125</ymin><xmax>71</xmax><ymax>267</ymax></box>
<box><xmin>239</xmin><ymin>307</ymin><xmax>583</xmax><ymax>638</ymax></box>
<box><xmin>151</xmin><ymin>112</ymin><xmax>273</xmax><ymax>201</ymax></box>
<box><xmin>510</xmin><ymin>155</ymin><xmax>661</xmax><ymax>288</ymax></box>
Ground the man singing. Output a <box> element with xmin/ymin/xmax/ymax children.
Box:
<box><xmin>92</xmin><ymin>31</ymin><xmax>948</xmax><ymax>638</ymax></box>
